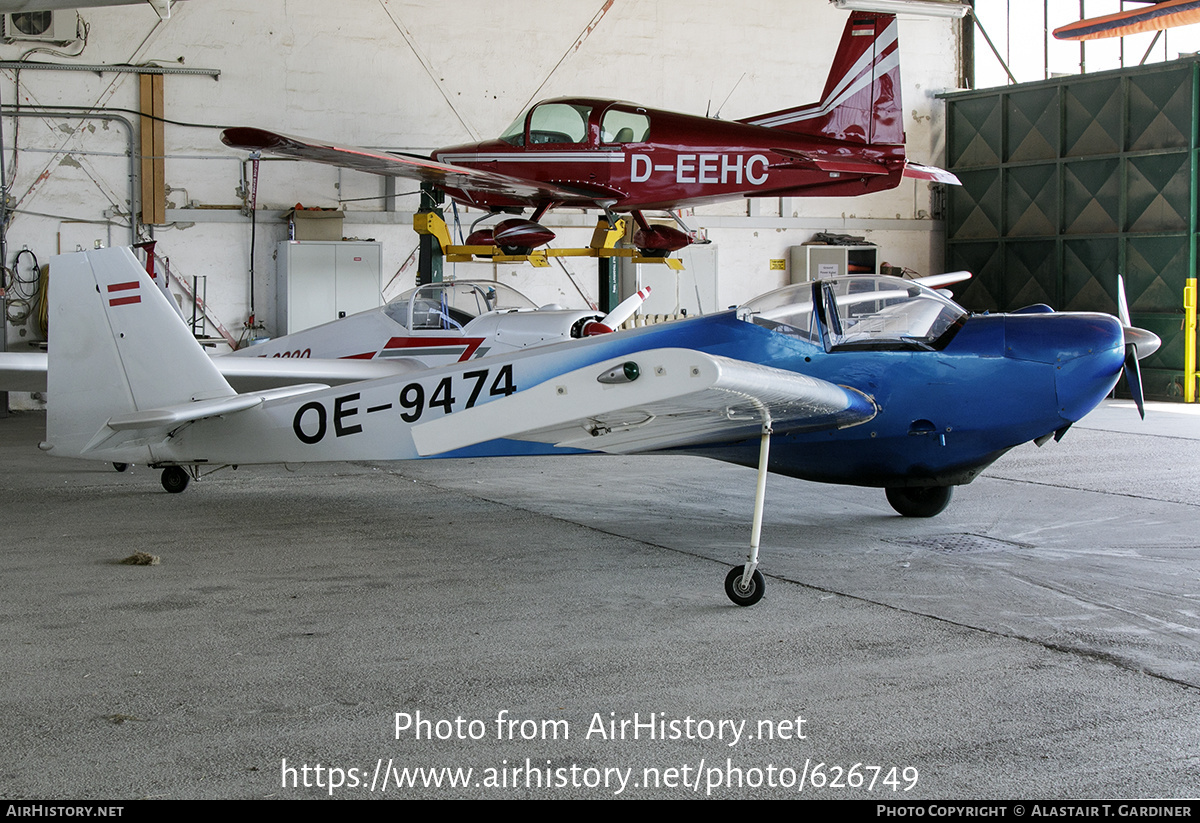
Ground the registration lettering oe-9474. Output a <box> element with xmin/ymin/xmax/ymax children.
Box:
<box><xmin>291</xmin><ymin>364</ymin><xmax>517</xmax><ymax>445</ymax></box>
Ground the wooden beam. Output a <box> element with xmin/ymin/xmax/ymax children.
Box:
<box><xmin>139</xmin><ymin>73</ymin><xmax>166</xmax><ymax>226</ymax></box>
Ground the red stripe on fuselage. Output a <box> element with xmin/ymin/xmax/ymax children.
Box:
<box><xmin>379</xmin><ymin>336</ymin><xmax>485</xmax><ymax>361</ymax></box>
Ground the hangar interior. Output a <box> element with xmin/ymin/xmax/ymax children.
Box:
<box><xmin>4</xmin><ymin>1</ymin><xmax>1195</xmax><ymax>409</ymax></box>
<box><xmin>0</xmin><ymin>0</ymin><xmax>962</xmax><ymax>412</ymax></box>
<box><xmin>5</xmin><ymin>0</ymin><xmax>1200</xmax><ymax>801</ymax></box>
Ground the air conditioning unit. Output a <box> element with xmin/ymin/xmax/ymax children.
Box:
<box><xmin>2</xmin><ymin>11</ymin><xmax>77</xmax><ymax>44</ymax></box>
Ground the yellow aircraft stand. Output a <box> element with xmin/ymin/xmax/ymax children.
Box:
<box><xmin>413</xmin><ymin>213</ymin><xmax>685</xmax><ymax>271</ymax></box>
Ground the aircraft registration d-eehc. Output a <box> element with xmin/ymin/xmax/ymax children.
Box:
<box><xmin>220</xmin><ymin>11</ymin><xmax>958</xmax><ymax>256</ymax></box>
<box><xmin>41</xmin><ymin>247</ymin><xmax>1158</xmax><ymax>607</ymax></box>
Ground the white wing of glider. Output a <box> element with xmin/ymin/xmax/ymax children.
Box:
<box><xmin>411</xmin><ymin>348</ymin><xmax>876</xmax><ymax>457</ymax></box>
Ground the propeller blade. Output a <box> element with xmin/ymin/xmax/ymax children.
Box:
<box><xmin>583</xmin><ymin>287</ymin><xmax>652</xmax><ymax>336</ymax></box>
<box><xmin>914</xmin><ymin>271</ymin><xmax>972</xmax><ymax>289</ymax></box>
<box><xmin>1124</xmin><ymin>343</ymin><xmax>1146</xmax><ymax>420</ymax></box>
<box><xmin>1117</xmin><ymin>274</ymin><xmax>1132</xmax><ymax>327</ymax></box>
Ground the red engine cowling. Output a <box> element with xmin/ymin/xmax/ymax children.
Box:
<box><xmin>633</xmin><ymin>224</ymin><xmax>690</xmax><ymax>255</ymax></box>
<box><xmin>493</xmin><ymin>218</ymin><xmax>555</xmax><ymax>252</ymax></box>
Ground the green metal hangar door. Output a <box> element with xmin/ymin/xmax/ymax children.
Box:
<box><xmin>943</xmin><ymin>62</ymin><xmax>1196</xmax><ymax>401</ymax></box>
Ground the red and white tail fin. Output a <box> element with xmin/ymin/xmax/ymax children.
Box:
<box><xmin>740</xmin><ymin>12</ymin><xmax>902</xmax><ymax>146</ymax></box>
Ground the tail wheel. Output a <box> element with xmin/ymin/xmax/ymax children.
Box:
<box><xmin>885</xmin><ymin>486</ymin><xmax>953</xmax><ymax>518</ymax></box>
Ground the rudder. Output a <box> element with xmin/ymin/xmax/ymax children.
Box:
<box><xmin>741</xmin><ymin>12</ymin><xmax>902</xmax><ymax>145</ymax></box>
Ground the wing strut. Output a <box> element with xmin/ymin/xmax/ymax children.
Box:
<box><xmin>726</xmin><ymin>416</ymin><xmax>772</xmax><ymax>607</ymax></box>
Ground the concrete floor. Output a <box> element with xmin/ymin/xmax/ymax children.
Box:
<box><xmin>1</xmin><ymin>401</ymin><xmax>1198</xmax><ymax>799</ymax></box>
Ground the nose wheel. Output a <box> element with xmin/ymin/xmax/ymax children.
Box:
<box><xmin>885</xmin><ymin>485</ymin><xmax>952</xmax><ymax>518</ymax></box>
<box><xmin>725</xmin><ymin>565</ymin><xmax>765</xmax><ymax>607</ymax></box>
<box><xmin>724</xmin><ymin>422</ymin><xmax>773</xmax><ymax>606</ymax></box>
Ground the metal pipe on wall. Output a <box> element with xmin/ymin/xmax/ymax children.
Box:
<box><xmin>0</xmin><ymin>106</ymin><xmax>139</xmax><ymax>246</ymax></box>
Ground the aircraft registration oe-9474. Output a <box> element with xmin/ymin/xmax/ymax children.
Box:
<box><xmin>40</xmin><ymin>247</ymin><xmax>1159</xmax><ymax>607</ymax></box>
<box><xmin>219</xmin><ymin>11</ymin><xmax>959</xmax><ymax>256</ymax></box>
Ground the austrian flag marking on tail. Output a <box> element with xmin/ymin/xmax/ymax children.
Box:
<box><xmin>107</xmin><ymin>281</ymin><xmax>141</xmax><ymax>307</ymax></box>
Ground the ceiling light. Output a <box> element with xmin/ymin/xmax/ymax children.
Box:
<box><xmin>831</xmin><ymin>0</ymin><xmax>970</xmax><ymax>19</ymax></box>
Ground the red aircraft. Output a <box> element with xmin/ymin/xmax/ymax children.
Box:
<box><xmin>222</xmin><ymin>12</ymin><xmax>956</xmax><ymax>254</ymax></box>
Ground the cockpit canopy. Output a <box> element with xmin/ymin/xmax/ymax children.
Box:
<box><xmin>498</xmin><ymin>100</ymin><xmax>651</xmax><ymax>147</ymax></box>
<box><xmin>741</xmin><ymin>275</ymin><xmax>968</xmax><ymax>351</ymax></box>
<box><xmin>384</xmin><ymin>281</ymin><xmax>537</xmax><ymax>331</ymax></box>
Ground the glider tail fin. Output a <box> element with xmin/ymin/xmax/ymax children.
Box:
<box><xmin>45</xmin><ymin>246</ymin><xmax>234</xmax><ymax>459</ymax></box>
<box><xmin>741</xmin><ymin>12</ymin><xmax>903</xmax><ymax>146</ymax></box>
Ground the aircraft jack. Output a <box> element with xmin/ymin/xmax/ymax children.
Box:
<box><xmin>414</xmin><ymin>213</ymin><xmax>685</xmax><ymax>270</ymax></box>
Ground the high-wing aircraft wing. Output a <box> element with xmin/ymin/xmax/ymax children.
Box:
<box><xmin>1053</xmin><ymin>0</ymin><xmax>1200</xmax><ymax>40</ymax></box>
<box><xmin>411</xmin><ymin>348</ymin><xmax>877</xmax><ymax>457</ymax></box>
<box><xmin>220</xmin><ymin>127</ymin><xmax>592</xmax><ymax>204</ymax></box>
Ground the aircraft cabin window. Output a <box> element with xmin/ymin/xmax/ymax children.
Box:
<box><xmin>601</xmin><ymin>111</ymin><xmax>650</xmax><ymax>144</ymax></box>
<box><xmin>527</xmin><ymin>103</ymin><xmax>591</xmax><ymax>145</ymax></box>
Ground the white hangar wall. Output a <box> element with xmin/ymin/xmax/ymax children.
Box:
<box><xmin>0</xmin><ymin>0</ymin><xmax>960</xmax><ymax>363</ymax></box>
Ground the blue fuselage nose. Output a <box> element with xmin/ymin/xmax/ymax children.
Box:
<box><xmin>1001</xmin><ymin>312</ymin><xmax>1125</xmax><ymax>422</ymax></box>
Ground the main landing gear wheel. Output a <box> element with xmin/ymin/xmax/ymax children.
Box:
<box><xmin>161</xmin><ymin>466</ymin><xmax>190</xmax><ymax>494</ymax></box>
<box><xmin>112</xmin><ymin>463</ymin><xmax>128</xmax><ymax>472</ymax></box>
<box><xmin>885</xmin><ymin>485</ymin><xmax>953</xmax><ymax>518</ymax></box>
<box><xmin>725</xmin><ymin>565</ymin><xmax>765</xmax><ymax>607</ymax></box>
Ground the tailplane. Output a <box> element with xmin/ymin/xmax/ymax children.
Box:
<box><xmin>740</xmin><ymin>12</ymin><xmax>902</xmax><ymax>145</ymax></box>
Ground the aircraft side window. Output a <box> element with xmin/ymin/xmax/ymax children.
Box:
<box><xmin>528</xmin><ymin>103</ymin><xmax>591</xmax><ymax>145</ymax></box>
<box><xmin>601</xmin><ymin>111</ymin><xmax>650</xmax><ymax>144</ymax></box>
<box><xmin>411</xmin><ymin>298</ymin><xmax>467</xmax><ymax>331</ymax></box>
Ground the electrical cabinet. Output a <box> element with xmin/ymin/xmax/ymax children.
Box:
<box><xmin>276</xmin><ymin>241</ymin><xmax>382</xmax><ymax>334</ymax></box>
<box><xmin>789</xmin><ymin>244</ymin><xmax>878</xmax><ymax>284</ymax></box>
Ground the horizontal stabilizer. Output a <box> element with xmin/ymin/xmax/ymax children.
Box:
<box><xmin>903</xmin><ymin>161</ymin><xmax>960</xmax><ymax>185</ymax></box>
<box><xmin>104</xmin><ymin>384</ymin><xmax>329</xmax><ymax>433</ymax></box>
<box><xmin>82</xmin><ymin>383</ymin><xmax>329</xmax><ymax>454</ymax></box>
<box><xmin>412</xmin><ymin>348</ymin><xmax>875</xmax><ymax>457</ymax></box>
